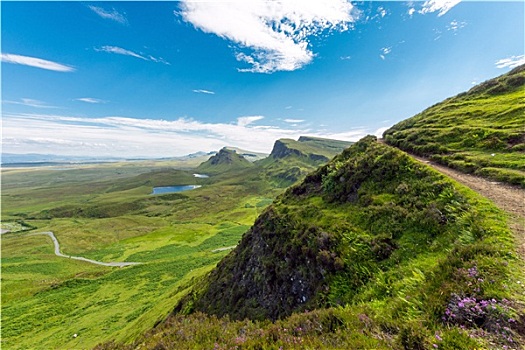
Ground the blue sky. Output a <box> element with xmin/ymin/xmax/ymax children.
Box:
<box><xmin>2</xmin><ymin>0</ymin><xmax>524</xmax><ymax>157</ymax></box>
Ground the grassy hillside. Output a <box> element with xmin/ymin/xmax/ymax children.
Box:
<box><xmin>384</xmin><ymin>64</ymin><xmax>525</xmax><ymax>187</ymax></box>
<box><xmin>100</xmin><ymin>136</ymin><xmax>523</xmax><ymax>349</ymax></box>
<box><xmin>298</xmin><ymin>136</ymin><xmax>355</xmax><ymax>155</ymax></box>
<box><xmin>256</xmin><ymin>136</ymin><xmax>353</xmax><ymax>187</ymax></box>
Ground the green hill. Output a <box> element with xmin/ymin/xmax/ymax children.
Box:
<box><xmin>256</xmin><ymin>136</ymin><xmax>353</xmax><ymax>187</ymax></box>
<box><xmin>196</xmin><ymin>147</ymin><xmax>254</xmax><ymax>174</ymax></box>
<box><xmin>224</xmin><ymin>147</ymin><xmax>269</xmax><ymax>162</ymax></box>
<box><xmin>384</xmin><ymin>64</ymin><xmax>525</xmax><ymax>187</ymax></box>
<box><xmin>103</xmin><ymin>136</ymin><xmax>522</xmax><ymax>349</ymax></box>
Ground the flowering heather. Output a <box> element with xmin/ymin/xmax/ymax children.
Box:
<box><xmin>443</xmin><ymin>294</ymin><xmax>518</xmax><ymax>347</ymax></box>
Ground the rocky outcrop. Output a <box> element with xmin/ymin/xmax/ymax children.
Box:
<box><xmin>269</xmin><ymin>139</ymin><xmax>305</xmax><ymax>159</ymax></box>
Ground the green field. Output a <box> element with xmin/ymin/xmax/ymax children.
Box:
<box><xmin>1</xmin><ymin>137</ymin><xmax>346</xmax><ymax>349</ymax></box>
<box><xmin>1</xmin><ymin>161</ymin><xmax>280</xmax><ymax>349</ymax></box>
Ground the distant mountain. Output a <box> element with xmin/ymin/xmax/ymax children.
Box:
<box><xmin>384</xmin><ymin>64</ymin><xmax>525</xmax><ymax>187</ymax></box>
<box><xmin>269</xmin><ymin>136</ymin><xmax>353</xmax><ymax>162</ymax></box>
<box><xmin>196</xmin><ymin>148</ymin><xmax>254</xmax><ymax>173</ymax></box>
<box><xmin>1</xmin><ymin>153</ymin><xmax>125</xmax><ymax>165</ymax></box>
<box><xmin>256</xmin><ymin>136</ymin><xmax>353</xmax><ymax>187</ymax></box>
<box><xmin>223</xmin><ymin>147</ymin><xmax>268</xmax><ymax>162</ymax></box>
<box><xmin>1</xmin><ymin>151</ymin><xmax>215</xmax><ymax>167</ymax></box>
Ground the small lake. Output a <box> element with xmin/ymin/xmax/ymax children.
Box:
<box><xmin>151</xmin><ymin>185</ymin><xmax>201</xmax><ymax>195</ymax></box>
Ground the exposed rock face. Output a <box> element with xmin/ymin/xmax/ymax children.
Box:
<box><xmin>269</xmin><ymin>139</ymin><xmax>304</xmax><ymax>159</ymax></box>
<box><xmin>208</xmin><ymin>148</ymin><xmax>251</xmax><ymax>165</ymax></box>
<box><xmin>190</xmin><ymin>207</ymin><xmax>333</xmax><ymax>321</ymax></box>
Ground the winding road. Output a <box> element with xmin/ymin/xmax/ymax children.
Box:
<box><xmin>30</xmin><ymin>231</ymin><xmax>142</xmax><ymax>267</ymax></box>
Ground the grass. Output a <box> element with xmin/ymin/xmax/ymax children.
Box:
<box><xmin>4</xmin><ymin>131</ymin><xmax>522</xmax><ymax>349</ymax></box>
<box><xmin>1</xmin><ymin>138</ymin><xmax>343</xmax><ymax>349</ymax></box>
<box><xmin>0</xmin><ymin>158</ymin><xmax>287</xmax><ymax>349</ymax></box>
<box><xmin>384</xmin><ymin>64</ymin><xmax>525</xmax><ymax>187</ymax></box>
<box><xmin>114</xmin><ymin>136</ymin><xmax>524</xmax><ymax>349</ymax></box>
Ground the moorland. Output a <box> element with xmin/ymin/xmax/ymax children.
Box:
<box><xmin>1</xmin><ymin>66</ymin><xmax>524</xmax><ymax>350</ymax></box>
<box><xmin>1</xmin><ymin>137</ymin><xmax>349</xmax><ymax>349</ymax></box>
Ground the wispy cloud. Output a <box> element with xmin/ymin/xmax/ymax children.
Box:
<box><xmin>380</xmin><ymin>47</ymin><xmax>391</xmax><ymax>60</ymax></box>
<box><xmin>178</xmin><ymin>1</ymin><xmax>357</xmax><ymax>73</ymax></box>
<box><xmin>75</xmin><ymin>98</ymin><xmax>107</xmax><ymax>104</ymax></box>
<box><xmin>237</xmin><ymin>116</ymin><xmax>264</xmax><ymax>127</ymax></box>
<box><xmin>88</xmin><ymin>5</ymin><xmax>127</xmax><ymax>24</ymax></box>
<box><xmin>94</xmin><ymin>46</ymin><xmax>170</xmax><ymax>64</ymax></box>
<box><xmin>377</xmin><ymin>6</ymin><xmax>388</xmax><ymax>18</ymax></box>
<box><xmin>495</xmin><ymin>55</ymin><xmax>525</xmax><ymax>69</ymax></box>
<box><xmin>284</xmin><ymin>119</ymin><xmax>305</xmax><ymax>123</ymax></box>
<box><xmin>1</xmin><ymin>53</ymin><xmax>75</xmax><ymax>72</ymax></box>
<box><xmin>3</xmin><ymin>98</ymin><xmax>60</xmax><ymax>109</ymax></box>
<box><xmin>193</xmin><ymin>89</ymin><xmax>215</xmax><ymax>95</ymax></box>
<box><xmin>419</xmin><ymin>0</ymin><xmax>461</xmax><ymax>17</ymax></box>
<box><xmin>147</xmin><ymin>55</ymin><xmax>170</xmax><ymax>65</ymax></box>
<box><xmin>447</xmin><ymin>20</ymin><xmax>466</xmax><ymax>33</ymax></box>
<box><xmin>2</xmin><ymin>113</ymin><xmax>373</xmax><ymax>157</ymax></box>
<box><xmin>95</xmin><ymin>46</ymin><xmax>147</xmax><ymax>60</ymax></box>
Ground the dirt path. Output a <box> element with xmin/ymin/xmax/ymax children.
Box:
<box><xmin>408</xmin><ymin>153</ymin><xmax>525</xmax><ymax>258</ymax></box>
<box><xmin>30</xmin><ymin>231</ymin><xmax>142</xmax><ymax>267</ymax></box>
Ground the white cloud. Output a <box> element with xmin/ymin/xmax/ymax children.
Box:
<box><xmin>3</xmin><ymin>98</ymin><xmax>60</xmax><ymax>108</ymax></box>
<box><xmin>340</xmin><ymin>55</ymin><xmax>352</xmax><ymax>60</ymax></box>
<box><xmin>2</xmin><ymin>113</ymin><xmax>375</xmax><ymax>157</ymax></box>
<box><xmin>408</xmin><ymin>8</ymin><xmax>416</xmax><ymax>17</ymax></box>
<box><xmin>1</xmin><ymin>53</ymin><xmax>75</xmax><ymax>72</ymax></box>
<box><xmin>95</xmin><ymin>46</ymin><xmax>147</xmax><ymax>60</ymax></box>
<box><xmin>495</xmin><ymin>55</ymin><xmax>525</xmax><ymax>69</ymax></box>
<box><xmin>76</xmin><ymin>98</ymin><xmax>107</xmax><ymax>104</ymax></box>
<box><xmin>237</xmin><ymin>116</ymin><xmax>264</xmax><ymax>127</ymax></box>
<box><xmin>379</xmin><ymin>46</ymin><xmax>392</xmax><ymax>60</ymax></box>
<box><xmin>147</xmin><ymin>55</ymin><xmax>171</xmax><ymax>65</ymax></box>
<box><xmin>88</xmin><ymin>5</ymin><xmax>127</xmax><ymax>24</ymax></box>
<box><xmin>377</xmin><ymin>6</ymin><xmax>387</xmax><ymax>18</ymax></box>
<box><xmin>419</xmin><ymin>0</ymin><xmax>461</xmax><ymax>17</ymax></box>
<box><xmin>193</xmin><ymin>89</ymin><xmax>215</xmax><ymax>95</ymax></box>
<box><xmin>179</xmin><ymin>0</ymin><xmax>356</xmax><ymax>73</ymax></box>
<box><xmin>447</xmin><ymin>20</ymin><xmax>466</xmax><ymax>32</ymax></box>
<box><xmin>95</xmin><ymin>46</ymin><xmax>170</xmax><ymax>64</ymax></box>
<box><xmin>284</xmin><ymin>119</ymin><xmax>305</xmax><ymax>123</ymax></box>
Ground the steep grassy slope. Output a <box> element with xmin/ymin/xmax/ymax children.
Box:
<box><xmin>384</xmin><ymin>64</ymin><xmax>525</xmax><ymax>187</ymax></box>
<box><xmin>102</xmin><ymin>136</ymin><xmax>523</xmax><ymax>349</ymax></box>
